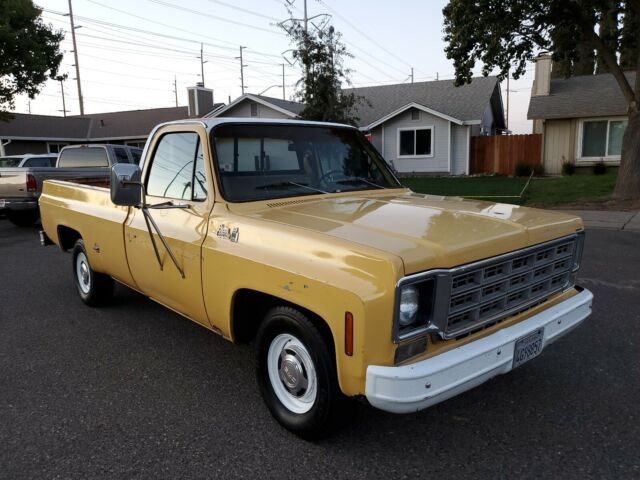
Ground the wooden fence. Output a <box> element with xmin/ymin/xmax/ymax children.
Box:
<box><xmin>469</xmin><ymin>134</ymin><xmax>542</xmax><ymax>175</ymax></box>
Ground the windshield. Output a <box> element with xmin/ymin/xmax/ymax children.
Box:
<box><xmin>212</xmin><ymin>124</ymin><xmax>401</xmax><ymax>202</ymax></box>
<box><xmin>0</xmin><ymin>157</ymin><xmax>22</xmax><ymax>167</ymax></box>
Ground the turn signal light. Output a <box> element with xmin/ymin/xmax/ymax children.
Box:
<box><xmin>345</xmin><ymin>312</ymin><xmax>354</xmax><ymax>356</ymax></box>
<box><xmin>26</xmin><ymin>174</ymin><xmax>37</xmax><ymax>192</ymax></box>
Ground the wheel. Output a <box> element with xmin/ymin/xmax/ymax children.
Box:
<box><xmin>7</xmin><ymin>209</ymin><xmax>39</xmax><ymax>227</ymax></box>
<box><xmin>72</xmin><ymin>239</ymin><xmax>114</xmax><ymax>306</ymax></box>
<box><xmin>256</xmin><ymin>306</ymin><xmax>348</xmax><ymax>439</ymax></box>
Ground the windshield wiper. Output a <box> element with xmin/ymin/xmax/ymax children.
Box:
<box><xmin>336</xmin><ymin>177</ymin><xmax>386</xmax><ymax>189</ymax></box>
<box><xmin>257</xmin><ymin>181</ymin><xmax>328</xmax><ymax>194</ymax></box>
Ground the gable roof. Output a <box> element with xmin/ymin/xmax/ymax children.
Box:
<box><xmin>207</xmin><ymin>78</ymin><xmax>503</xmax><ymax>130</ymax></box>
<box><xmin>0</xmin><ymin>113</ymin><xmax>90</xmax><ymax>140</ymax></box>
<box><xmin>346</xmin><ymin>76</ymin><xmax>503</xmax><ymax>128</ymax></box>
<box><xmin>527</xmin><ymin>71</ymin><xmax>635</xmax><ymax>120</ymax></box>
<box><xmin>0</xmin><ymin>106</ymin><xmax>205</xmax><ymax>141</ymax></box>
<box><xmin>207</xmin><ymin>93</ymin><xmax>305</xmax><ymax>118</ymax></box>
<box><xmin>78</xmin><ymin>106</ymin><xmax>191</xmax><ymax>139</ymax></box>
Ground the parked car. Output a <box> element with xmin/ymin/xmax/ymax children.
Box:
<box><xmin>0</xmin><ymin>144</ymin><xmax>142</xmax><ymax>226</ymax></box>
<box><xmin>39</xmin><ymin>118</ymin><xmax>593</xmax><ymax>438</ymax></box>
<box><xmin>0</xmin><ymin>154</ymin><xmax>58</xmax><ymax>168</ymax></box>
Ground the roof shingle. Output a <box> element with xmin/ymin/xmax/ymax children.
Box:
<box><xmin>345</xmin><ymin>76</ymin><xmax>501</xmax><ymax>127</ymax></box>
<box><xmin>527</xmin><ymin>72</ymin><xmax>635</xmax><ymax>120</ymax></box>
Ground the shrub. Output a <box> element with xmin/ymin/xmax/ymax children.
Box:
<box><xmin>533</xmin><ymin>164</ymin><xmax>544</xmax><ymax>176</ymax></box>
<box><xmin>514</xmin><ymin>163</ymin><xmax>533</xmax><ymax>177</ymax></box>
<box><xmin>561</xmin><ymin>162</ymin><xmax>575</xmax><ymax>176</ymax></box>
<box><xmin>593</xmin><ymin>162</ymin><xmax>607</xmax><ymax>175</ymax></box>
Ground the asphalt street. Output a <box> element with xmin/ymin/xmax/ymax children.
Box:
<box><xmin>1</xmin><ymin>220</ymin><xmax>639</xmax><ymax>479</ymax></box>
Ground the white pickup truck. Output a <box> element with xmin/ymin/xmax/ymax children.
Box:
<box><xmin>0</xmin><ymin>145</ymin><xmax>141</xmax><ymax>226</ymax></box>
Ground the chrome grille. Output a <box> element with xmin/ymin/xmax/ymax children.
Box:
<box><xmin>444</xmin><ymin>236</ymin><xmax>578</xmax><ymax>338</ymax></box>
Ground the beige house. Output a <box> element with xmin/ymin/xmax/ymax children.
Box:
<box><xmin>528</xmin><ymin>54</ymin><xmax>633</xmax><ymax>174</ymax></box>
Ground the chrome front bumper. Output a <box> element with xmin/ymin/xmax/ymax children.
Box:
<box><xmin>365</xmin><ymin>288</ymin><xmax>593</xmax><ymax>414</ymax></box>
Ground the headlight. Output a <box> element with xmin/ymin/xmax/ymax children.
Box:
<box><xmin>399</xmin><ymin>285</ymin><xmax>420</xmax><ymax>326</ymax></box>
<box><xmin>394</xmin><ymin>277</ymin><xmax>437</xmax><ymax>342</ymax></box>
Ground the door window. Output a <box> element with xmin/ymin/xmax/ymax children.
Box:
<box><xmin>146</xmin><ymin>132</ymin><xmax>207</xmax><ymax>201</ymax></box>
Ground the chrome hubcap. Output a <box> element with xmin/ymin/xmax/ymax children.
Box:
<box><xmin>279</xmin><ymin>351</ymin><xmax>308</xmax><ymax>395</ymax></box>
<box><xmin>267</xmin><ymin>333</ymin><xmax>317</xmax><ymax>414</ymax></box>
<box><xmin>76</xmin><ymin>252</ymin><xmax>91</xmax><ymax>294</ymax></box>
<box><xmin>80</xmin><ymin>263</ymin><xmax>89</xmax><ymax>285</ymax></box>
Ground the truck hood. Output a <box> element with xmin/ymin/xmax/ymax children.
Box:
<box><xmin>235</xmin><ymin>190</ymin><xmax>583</xmax><ymax>274</ymax></box>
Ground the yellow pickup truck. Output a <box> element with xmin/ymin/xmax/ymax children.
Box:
<box><xmin>39</xmin><ymin>118</ymin><xmax>593</xmax><ymax>438</ymax></box>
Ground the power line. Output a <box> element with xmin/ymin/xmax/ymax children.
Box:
<box><xmin>205</xmin><ymin>0</ymin><xmax>280</xmax><ymax>22</ymax></box>
<box><xmin>45</xmin><ymin>5</ymin><xmax>285</xmax><ymax>60</ymax></box>
<box><xmin>64</xmin><ymin>64</ymin><xmax>197</xmax><ymax>83</ymax></box>
<box><xmin>317</xmin><ymin>0</ymin><xmax>413</xmax><ymax>71</ymax></box>
<box><xmin>144</xmin><ymin>0</ymin><xmax>285</xmax><ymax>36</ymax></box>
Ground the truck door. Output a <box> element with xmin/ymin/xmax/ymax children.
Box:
<box><xmin>124</xmin><ymin>127</ymin><xmax>213</xmax><ymax>327</ymax></box>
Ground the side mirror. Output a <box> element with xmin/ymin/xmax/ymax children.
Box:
<box><xmin>111</xmin><ymin>163</ymin><xmax>142</xmax><ymax>206</ymax></box>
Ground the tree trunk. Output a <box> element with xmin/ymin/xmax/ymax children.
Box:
<box><xmin>613</xmin><ymin>109</ymin><xmax>640</xmax><ymax>200</ymax></box>
<box><xmin>596</xmin><ymin>0</ymin><xmax>619</xmax><ymax>74</ymax></box>
<box><xmin>620</xmin><ymin>1</ymin><xmax>639</xmax><ymax>71</ymax></box>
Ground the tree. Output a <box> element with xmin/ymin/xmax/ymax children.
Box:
<box><xmin>0</xmin><ymin>0</ymin><xmax>64</xmax><ymax>121</ymax></box>
<box><xmin>281</xmin><ymin>18</ymin><xmax>363</xmax><ymax>125</ymax></box>
<box><xmin>596</xmin><ymin>0</ymin><xmax>619</xmax><ymax>73</ymax></box>
<box><xmin>620</xmin><ymin>1</ymin><xmax>639</xmax><ymax>70</ymax></box>
<box><xmin>443</xmin><ymin>0</ymin><xmax>640</xmax><ymax>200</ymax></box>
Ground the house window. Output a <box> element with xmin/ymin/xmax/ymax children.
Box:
<box><xmin>250</xmin><ymin>102</ymin><xmax>258</xmax><ymax>117</ymax></box>
<box><xmin>398</xmin><ymin>127</ymin><xmax>433</xmax><ymax>157</ymax></box>
<box><xmin>47</xmin><ymin>142</ymin><xmax>68</xmax><ymax>153</ymax></box>
<box><xmin>580</xmin><ymin>118</ymin><xmax>627</xmax><ymax>159</ymax></box>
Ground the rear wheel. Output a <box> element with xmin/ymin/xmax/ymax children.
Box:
<box><xmin>72</xmin><ymin>239</ymin><xmax>114</xmax><ymax>306</ymax></box>
<box><xmin>256</xmin><ymin>306</ymin><xmax>347</xmax><ymax>439</ymax></box>
<box><xmin>7</xmin><ymin>209</ymin><xmax>39</xmax><ymax>227</ymax></box>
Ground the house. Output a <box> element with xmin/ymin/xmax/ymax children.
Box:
<box><xmin>209</xmin><ymin>93</ymin><xmax>305</xmax><ymax>120</ymax></box>
<box><xmin>0</xmin><ymin>85</ymin><xmax>223</xmax><ymax>156</ymax></box>
<box><xmin>346</xmin><ymin>78</ymin><xmax>505</xmax><ymax>174</ymax></box>
<box><xmin>207</xmin><ymin>78</ymin><xmax>506</xmax><ymax>175</ymax></box>
<box><xmin>528</xmin><ymin>54</ymin><xmax>632</xmax><ymax>174</ymax></box>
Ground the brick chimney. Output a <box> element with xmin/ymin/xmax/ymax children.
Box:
<box><xmin>187</xmin><ymin>84</ymin><xmax>214</xmax><ymax>117</ymax></box>
<box><xmin>532</xmin><ymin>53</ymin><xmax>552</xmax><ymax>96</ymax></box>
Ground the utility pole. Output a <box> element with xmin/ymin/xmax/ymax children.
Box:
<box><xmin>28</xmin><ymin>101</ymin><xmax>31</xmax><ymax>114</ymax></box>
<box><xmin>174</xmin><ymin>75</ymin><xmax>178</xmax><ymax>107</ymax></box>
<box><xmin>239</xmin><ymin>46</ymin><xmax>247</xmax><ymax>95</ymax></box>
<box><xmin>60</xmin><ymin>78</ymin><xmax>67</xmax><ymax>117</ymax></box>
<box><xmin>436</xmin><ymin>72</ymin><xmax>439</xmax><ymax>81</ymax></box>
<box><xmin>410</xmin><ymin>67</ymin><xmax>414</xmax><ymax>83</ymax></box>
<box><xmin>200</xmin><ymin>43</ymin><xmax>206</xmax><ymax>87</ymax></box>
<box><xmin>303</xmin><ymin>0</ymin><xmax>308</xmax><ymax>33</ymax></box>
<box><xmin>282</xmin><ymin>64</ymin><xmax>286</xmax><ymax>100</ymax></box>
<box><xmin>68</xmin><ymin>0</ymin><xmax>84</xmax><ymax>115</ymax></box>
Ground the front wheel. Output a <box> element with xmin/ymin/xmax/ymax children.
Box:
<box><xmin>72</xmin><ymin>239</ymin><xmax>114</xmax><ymax>306</ymax></box>
<box><xmin>256</xmin><ymin>306</ymin><xmax>348</xmax><ymax>439</ymax></box>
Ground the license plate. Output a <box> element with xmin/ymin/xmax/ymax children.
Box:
<box><xmin>513</xmin><ymin>328</ymin><xmax>544</xmax><ymax>369</ymax></box>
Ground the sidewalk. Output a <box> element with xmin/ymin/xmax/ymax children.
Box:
<box><xmin>561</xmin><ymin>210</ymin><xmax>640</xmax><ymax>231</ymax></box>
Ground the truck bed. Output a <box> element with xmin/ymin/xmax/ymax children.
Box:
<box><xmin>39</xmin><ymin>180</ymin><xmax>135</xmax><ymax>287</ymax></box>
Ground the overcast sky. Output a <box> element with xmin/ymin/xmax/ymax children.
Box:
<box><xmin>19</xmin><ymin>0</ymin><xmax>535</xmax><ymax>133</ymax></box>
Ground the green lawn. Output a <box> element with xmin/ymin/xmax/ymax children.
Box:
<box><xmin>401</xmin><ymin>173</ymin><xmax>618</xmax><ymax>207</ymax></box>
